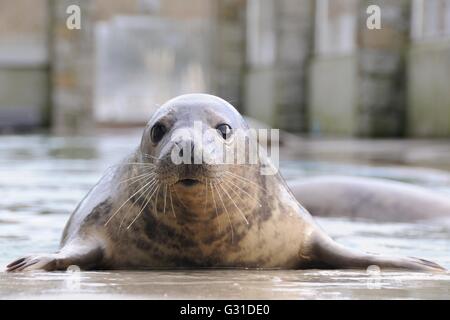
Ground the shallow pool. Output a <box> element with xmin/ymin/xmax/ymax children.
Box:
<box><xmin>1</xmin><ymin>132</ymin><xmax>449</xmax><ymax>299</ymax></box>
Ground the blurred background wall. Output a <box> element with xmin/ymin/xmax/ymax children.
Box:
<box><xmin>0</xmin><ymin>0</ymin><xmax>449</xmax><ymax>137</ymax></box>
<box><xmin>0</xmin><ymin>0</ymin><xmax>50</xmax><ymax>130</ymax></box>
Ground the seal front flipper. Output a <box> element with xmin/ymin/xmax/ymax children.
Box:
<box><xmin>306</xmin><ymin>231</ymin><xmax>446</xmax><ymax>272</ymax></box>
<box><xmin>6</xmin><ymin>238</ymin><xmax>104</xmax><ymax>272</ymax></box>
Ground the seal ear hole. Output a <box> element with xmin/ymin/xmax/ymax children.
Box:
<box><xmin>150</xmin><ymin>123</ymin><xmax>167</xmax><ymax>143</ymax></box>
<box><xmin>216</xmin><ymin>123</ymin><xmax>232</xmax><ymax>140</ymax></box>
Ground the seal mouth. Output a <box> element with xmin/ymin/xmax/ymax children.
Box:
<box><xmin>178</xmin><ymin>179</ymin><xmax>200</xmax><ymax>187</ymax></box>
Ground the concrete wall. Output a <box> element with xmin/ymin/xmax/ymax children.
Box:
<box><xmin>308</xmin><ymin>0</ymin><xmax>358</xmax><ymax>136</ymax></box>
<box><xmin>0</xmin><ymin>68</ymin><xmax>49</xmax><ymax>130</ymax></box>
<box><xmin>1</xmin><ymin>0</ymin><xmax>449</xmax><ymax>137</ymax></box>
<box><xmin>273</xmin><ymin>0</ymin><xmax>314</xmax><ymax>132</ymax></box>
<box><xmin>0</xmin><ymin>0</ymin><xmax>49</xmax><ymax>131</ymax></box>
<box><xmin>244</xmin><ymin>0</ymin><xmax>314</xmax><ymax>132</ymax></box>
<box><xmin>408</xmin><ymin>41</ymin><xmax>450</xmax><ymax>137</ymax></box>
<box><xmin>309</xmin><ymin>55</ymin><xmax>358</xmax><ymax>135</ymax></box>
<box><xmin>51</xmin><ymin>0</ymin><xmax>213</xmax><ymax>131</ymax></box>
<box><xmin>309</xmin><ymin>0</ymin><xmax>412</xmax><ymax>137</ymax></box>
<box><xmin>356</xmin><ymin>0</ymin><xmax>411</xmax><ymax>137</ymax></box>
<box><xmin>211</xmin><ymin>0</ymin><xmax>247</xmax><ymax>112</ymax></box>
<box><xmin>244</xmin><ymin>0</ymin><xmax>276</xmax><ymax>125</ymax></box>
<box><xmin>50</xmin><ymin>0</ymin><xmax>96</xmax><ymax>134</ymax></box>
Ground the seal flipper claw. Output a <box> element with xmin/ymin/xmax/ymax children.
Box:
<box><xmin>6</xmin><ymin>255</ymin><xmax>56</xmax><ymax>272</ymax></box>
<box><xmin>6</xmin><ymin>257</ymin><xmax>25</xmax><ymax>268</ymax></box>
<box><xmin>406</xmin><ymin>257</ymin><xmax>446</xmax><ymax>271</ymax></box>
<box><xmin>6</xmin><ymin>240</ymin><xmax>105</xmax><ymax>272</ymax></box>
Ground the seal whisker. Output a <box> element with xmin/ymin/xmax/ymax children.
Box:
<box><xmin>213</xmin><ymin>182</ymin><xmax>234</xmax><ymax>243</ymax></box>
<box><xmin>105</xmin><ymin>177</ymin><xmax>157</xmax><ymax>226</ymax></box>
<box><xmin>169</xmin><ymin>186</ymin><xmax>176</xmax><ymax>218</ymax></box>
<box><xmin>230</xmin><ymin>164</ymin><xmax>261</xmax><ymax>171</ymax></box>
<box><xmin>163</xmin><ymin>184</ymin><xmax>168</xmax><ymax>216</ymax></box>
<box><xmin>106</xmin><ymin>162</ymin><xmax>155</xmax><ymax>171</ymax></box>
<box><xmin>142</xmin><ymin>153</ymin><xmax>159</xmax><ymax>161</ymax></box>
<box><xmin>219</xmin><ymin>179</ymin><xmax>249</xmax><ymax>225</ymax></box>
<box><xmin>224</xmin><ymin>171</ymin><xmax>267</xmax><ymax>193</ymax></box>
<box><xmin>117</xmin><ymin>162</ymin><xmax>157</xmax><ymax>167</ymax></box>
<box><xmin>153</xmin><ymin>184</ymin><xmax>161</xmax><ymax>216</ymax></box>
<box><xmin>225</xmin><ymin>170</ymin><xmax>261</xmax><ymax>187</ymax></box>
<box><xmin>118</xmin><ymin>202</ymin><xmax>131</xmax><ymax>232</ymax></box>
<box><xmin>174</xmin><ymin>188</ymin><xmax>188</xmax><ymax>209</ymax></box>
<box><xmin>209</xmin><ymin>181</ymin><xmax>222</xmax><ymax>232</ymax></box>
<box><xmin>221</xmin><ymin>177</ymin><xmax>246</xmax><ymax>204</ymax></box>
<box><xmin>204</xmin><ymin>178</ymin><xmax>209</xmax><ymax>215</ymax></box>
<box><xmin>117</xmin><ymin>178</ymin><xmax>158</xmax><ymax>231</ymax></box>
<box><xmin>119</xmin><ymin>179</ymin><xmax>157</xmax><ymax>231</ymax></box>
<box><xmin>127</xmin><ymin>182</ymin><xmax>161</xmax><ymax>229</ymax></box>
<box><xmin>119</xmin><ymin>171</ymin><xmax>156</xmax><ymax>185</ymax></box>
<box><xmin>221</xmin><ymin>177</ymin><xmax>263</xmax><ymax>208</ymax></box>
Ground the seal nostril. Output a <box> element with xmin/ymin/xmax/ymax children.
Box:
<box><xmin>177</xmin><ymin>141</ymin><xmax>195</xmax><ymax>160</ymax></box>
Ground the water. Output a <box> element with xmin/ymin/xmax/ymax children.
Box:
<box><xmin>1</xmin><ymin>131</ymin><xmax>450</xmax><ymax>299</ymax></box>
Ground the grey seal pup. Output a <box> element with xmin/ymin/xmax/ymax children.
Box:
<box><xmin>6</xmin><ymin>94</ymin><xmax>445</xmax><ymax>272</ymax></box>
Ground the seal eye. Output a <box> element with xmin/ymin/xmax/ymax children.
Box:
<box><xmin>150</xmin><ymin>123</ymin><xmax>166</xmax><ymax>143</ymax></box>
<box><xmin>216</xmin><ymin>124</ymin><xmax>232</xmax><ymax>140</ymax></box>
